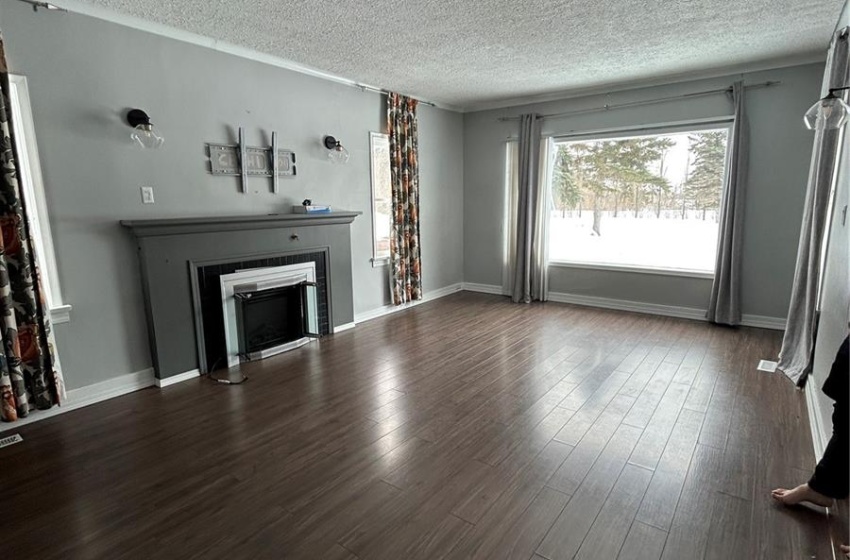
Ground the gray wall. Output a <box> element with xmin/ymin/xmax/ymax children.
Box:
<box><xmin>463</xmin><ymin>63</ymin><xmax>825</xmax><ymax>318</ymax></box>
<box><xmin>0</xmin><ymin>2</ymin><xmax>464</xmax><ymax>390</ymax></box>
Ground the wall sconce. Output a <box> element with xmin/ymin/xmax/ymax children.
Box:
<box><xmin>323</xmin><ymin>135</ymin><xmax>350</xmax><ymax>164</ymax></box>
<box><xmin>804</xmin><ymin>86</ymin><xmax>850</xmax><ymax>130</ymax></box>
<box><xmin>126</xmin><ymin>109</ymin><xmax>164</xmax><ymax>149</ymax></box>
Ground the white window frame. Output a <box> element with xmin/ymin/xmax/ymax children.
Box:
<box><xmin>547</xmin><ymin>119</ymin><xmax>734</xmax><ymax>278</ymax></box>
<box><xmin>369</xmin><ymin>131</ymin><xmax>391</xmax><ymax>267</ymax></box>
<box><xmin>8</xmin><ymin>74</ymin><xmax>70</xmax><ymax>324</ymax></box>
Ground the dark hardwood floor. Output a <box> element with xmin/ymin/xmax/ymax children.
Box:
<box><xmin>2</xmin><ymin>292</ymin><xmax>845</xmax><ymax>559</ymax></box>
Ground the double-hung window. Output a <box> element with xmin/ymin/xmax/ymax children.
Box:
<box><xmin>547</xmin><ymin>123</ymin><xmax>732</xmax><ymax>276</ymax></box>
<box><xmin>7</xmin><ymin>75</ymin><xmax>68</xmax><ymax>323</ymax></box>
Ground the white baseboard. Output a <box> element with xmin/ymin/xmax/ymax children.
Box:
<box><xmin>804</xmin><ymin>381</ymin><xmax>829</xmax><ymax>461</ymax></box>
<box><xmin>155</xmin><ymin>369</ymin><xmax>201</xmax><ymax>388</ymax></box>
<box><xmin>67</xmin><ymin>367</ymin><xmax>155</xmax><ymax>403</ymax></box>
<box><xmin>0</xmin><ymin>367</ymin><xmax>155</xmax><ymax>433</ymax></box>
<box><xmin>354</xmin><ymin>283</ymin><xmax>463</xmax><ymax>324</ymax></box>
<box><xmin>462</xmin><ymin>282</ymin><xmax>507</xmax><ymax>295</ymax></box>
<box><xmin>333</xmin><ymin>322</ymin><xmax>356</xmax><ymax>334</ymax></box>
<box><xmin>739</xmin><ymin>314</ymin><xmax>786</xmax><ymax>331</ymax></box>
<box><xmin>547</xmin><ymin>291</ymin><xmax>708</xmax><ymax>321</ymax></box>
<box><xmin>462</xmin><ymin>283</ymin><xmax>785</xmax><ymax>330</ymax></box>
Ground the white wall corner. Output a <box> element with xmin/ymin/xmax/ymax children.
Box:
<box><xmin>354</xmin><ymin>283</ymin><xmax>463</xmax><ymax>324</ymax></box>
<box><xmin>333</xmin><ymin>322</ymin><xmax>357</xmax><ymax>333</ymax></box>
<box><xmin>155</xmin><ymin>369</ymin><xmax>201</xmax><ymax>388</ymax></box>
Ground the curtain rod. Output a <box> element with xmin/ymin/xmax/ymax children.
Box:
<box><xmin>497</xmin><ymin>81</ymin><xmax>781</xmax><ymax>122</ymax></box>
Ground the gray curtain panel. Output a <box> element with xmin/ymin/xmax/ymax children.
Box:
<box><xmin>510</xmin><ymin>113</ymin><xmax>548</xmax><ymax>303</ymax></box>
<box><xmin>707</xmin><ymin>81</ymin><xmax>749</xmax><ymax>325</ymax></box>
<box><xmin>504</xmin><ymin>141</ymin><xmax>520</xmax><ymax>297</ymax></box>
<box><xmin>779</xmin><ymin>27</ymin><xmax>849</xmax><ymax>386</ymax></box>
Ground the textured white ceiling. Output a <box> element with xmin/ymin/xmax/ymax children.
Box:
<box><xmin>71</xmin><ymin>0</ymin><xmax>843</xmax><ymax>109</ymax></box>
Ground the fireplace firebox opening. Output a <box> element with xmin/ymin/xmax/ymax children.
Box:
<box><xmin>234</xmin><ymin>281</ymin><xmax>319</xmax><ymax>361</ymax></box>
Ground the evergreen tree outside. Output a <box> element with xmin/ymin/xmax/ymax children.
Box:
<box><xmin>552</xmin><ymin>146</ymin><xmax>582</xmax><ymax>217</ymax></box>
<box><xmin>547</xmin><ymin>128</ymin><xmax>730</xmax><ymax>271</ymax></box>
<box><xmin>552</xmin><ymin>136</ymin><xmax>676</xmax><ymax>235</ymax></box>
<box><xmin>683</xmin><ymin>131</ymin><xmax>728</xmax><ymax>220</ymax></box>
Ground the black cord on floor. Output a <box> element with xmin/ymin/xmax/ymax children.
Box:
<box><xmin>205</xmin><ymin>357</ymin><xmax>248</xmax><ymax>385</ymax></box>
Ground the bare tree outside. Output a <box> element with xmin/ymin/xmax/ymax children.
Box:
<box><xmin>549</xmin><ymin>128</ymin><xmax>729</xmax><ymax>272</ymax></box>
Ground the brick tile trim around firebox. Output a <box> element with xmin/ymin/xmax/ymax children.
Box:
<box><xmin>190</xmin><ymin>249</ymin><xmax>331</xmax><ymax>374</ymax></box>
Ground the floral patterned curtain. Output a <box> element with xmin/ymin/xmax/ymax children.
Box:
<box><xmin>0</xmin><ymin>34</ymin><xmax>64</xmax><ymax>422</ymax></box>
<box><xmin>387</xmin><ymin>92</ymin><xmax>422</xmax><ymax>305</ymax></box>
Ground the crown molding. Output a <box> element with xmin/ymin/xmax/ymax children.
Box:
<box><xmin>36</xmin><ymin>1</ymin><xmax>827</xmax><ymax>115</ymax></box>
<box><xmin>43</xmin><ymin>0</ymin><xmax>463</xmax><ymax>113</ymax></box>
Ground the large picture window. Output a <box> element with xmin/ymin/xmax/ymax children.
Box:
<box><xmin>548</xmin><ymin>125</ymin><xmax>731</xmax><ymax>274</ymax></box>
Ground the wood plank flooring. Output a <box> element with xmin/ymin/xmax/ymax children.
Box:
<box><xmin>1</xmin><ymin>292</ymin><xmax>844</xmax><ymax>559</ymax></box>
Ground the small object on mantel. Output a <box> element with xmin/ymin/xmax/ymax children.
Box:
<box><xmin>292</xmin><ymin>204</ymin><xmax>332</xmax><ymax>214</ymax></box>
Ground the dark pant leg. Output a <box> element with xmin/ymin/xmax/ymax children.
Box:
<box><xmin>809</xmin><ymin>402</ymin><xmax>849</xmax><ymax>499</ymax></box>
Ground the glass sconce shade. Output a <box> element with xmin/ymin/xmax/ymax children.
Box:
<box><xmin>327</xmin><ymin>144</ymin><xmax>350</xmax><ymax>164</ymax></box>
<box><xmin>130</xmin><ymin>123</ymin><xmax>165</xmax><ymax>149</ymax></box>
<box><xmin>126</xmin><ymin>109</ymin><xmax>164</xmax><ymax>149</ymax></box>
<box><xmin>804</xmin><ymin>90</ymin><xmax>850</xmax><ymax>130</ymax></box>
<box><xmin>323</xmin><ymin>135</ymin><xmax>350</xmax><ymax>164</ymax></box>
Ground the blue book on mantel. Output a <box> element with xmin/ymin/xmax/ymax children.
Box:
<box><xmin>291</xmin><ymin>205</ymin><xmax>332</xmax><ymax>214</ymax></box>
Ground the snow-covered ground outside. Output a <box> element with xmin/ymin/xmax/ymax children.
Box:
<box><xmin>549</xmin><ymin>211</ymin><xmax>719</xmax><ymax>272</ymax></box>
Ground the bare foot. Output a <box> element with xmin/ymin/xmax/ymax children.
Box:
<box><xmin>771</xmin><ymin>483</ymin><xmax>833</xmax><ymax>507</ymax></box>
<box><xmin>840</xmin><ymin>544</ymin><xmax>849</xmax><ymax>558</ymax></box>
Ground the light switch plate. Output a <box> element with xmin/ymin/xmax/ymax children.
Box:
<box><xmin>140</xmin><ymin>186</ymin><xmax>155</xmax><ymax>204</ymax></box>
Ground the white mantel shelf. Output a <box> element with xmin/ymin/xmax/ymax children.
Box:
<box><xmin>121</xmin><ymin>211</ymin><xmax>361</xmax><ymax>237</ymax></box>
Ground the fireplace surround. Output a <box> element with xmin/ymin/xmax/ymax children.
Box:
<box><xmin>217</xmin><ymin>260</ymin><xmax>322</xmax><ymax>368</ymax></box>
<box><xmin>122</xmin><ymin>212</ymin><xmax>360</xmax><ymax>382</ymax></box>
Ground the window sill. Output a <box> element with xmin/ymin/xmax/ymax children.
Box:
<box><xmin>371</xmin><ymin>257</ymin><xmax>390</xmax><ymax>268</ymax></box>
<box><xmin>548</xmin><ymin>261</ymin><xmax>715</xmax><ymax>280</ymax></box>
<box><xmin>50</xmin><ymin>304</ymin><xmax>72</xmax><ymax>325</ymax></box>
